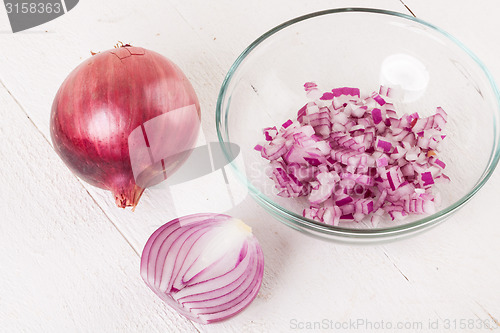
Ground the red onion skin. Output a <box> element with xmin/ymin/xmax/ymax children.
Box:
<box><xmin>50</xmin><ymin>46</ymin><xmax>200</xmax><ymax>208</ymax></box>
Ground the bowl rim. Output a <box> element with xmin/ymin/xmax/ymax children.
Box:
<box><xmin>216</xmin><ymin>7</ymin><xmax>500</xmax><ymax>239</ymax></box>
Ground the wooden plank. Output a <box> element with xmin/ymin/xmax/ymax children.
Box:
<box><xmin>374</xmin><ymin>0</ymin><xmax>500</xmax><ymax>325</ymax></box>
<box><xmin>2</xmin><ymin>0</ymin><xmax>500</xmax><ymax>331</ymax></box>
<box><xmin>166</xmin><ymin>0</ymin><xmax>411</xmax><ymax>72</ymax></box>
<box><xmin>0</xmin><ymin>84</ymin><xmax>197</xmax><ymax>331</ymax></box>
<box><xmin>402</xmin><ymin>0</ymin><xmax>500</xmax><ymax>80</ymax></box>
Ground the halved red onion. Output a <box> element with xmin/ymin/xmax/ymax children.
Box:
<box><xmin>140</xmin><ymin>213</ymin><xmax>264</xmax><ymax>324</ymax></box>
<box><xmin>256</xmin><ymin>83</ymin><xmax>449</xmax><ymax>226</ymax></box>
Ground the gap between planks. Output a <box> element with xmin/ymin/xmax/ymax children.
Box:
<box><xmin>475</xmin><ymin>301</ymin><xmax>500</xmax><ymax>328</ymax></box>
<box><xmin>399</xmin><ymin>0</ymin><xmax>417</xmax><ymax>17</ymax></box>
<box><xmin>383</xmin><ymin>250</ymin><xmax>410</xmax><ymax>282</ymax></box>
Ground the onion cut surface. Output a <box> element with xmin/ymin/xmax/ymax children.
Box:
<box><xmin>140</xmin><ymin>213</ymin><xmax>264</xmax><ymax>324</ymax></box>
<box><xmin>256</xmin><ymin>83</ymin><xmax>450</xmax><ymax>227</ymax></box>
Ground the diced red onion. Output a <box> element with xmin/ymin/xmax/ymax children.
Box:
<box><xmin>421</xmin><ymin>171</ymin><xmax>435</xmax><ymax>186</ymax></box>
<box><xmin>376</xmin><ymin>137</ymin><xmax>393</xmax><ymax>153</ymax></box>
<box><xmin>371</xmin><ymin>92</ymin><xmax>386</xmax><ymax>106</ymax></box>
<box><xmin>256</xmin><ymin>83</ymin><xmax>449</xmax><ymax>225</ymax></box>
<box><xmin>372</xmin><ymin>108</ymin><xmax>383</xmax><ymax>124</ymax></box>
<box><xmin>304</xmin><ymin>82</ymin><xmax>318</xmax><ymax>91</ymax></box>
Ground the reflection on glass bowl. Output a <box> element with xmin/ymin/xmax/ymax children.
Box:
<box><xmin>380</xmin><ymin>53</ymin><xmax>429</xmax><ymax>102</ymax></box>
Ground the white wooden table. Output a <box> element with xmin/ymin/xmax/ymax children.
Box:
<box><xmin>1</xmin><ymin>1</ymin><xmax>499</xmax><ymax>332</ymax></box>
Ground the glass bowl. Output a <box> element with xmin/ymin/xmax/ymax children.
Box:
<box><xmin>216</xmin><ymin>8</ymin><xmax>500</xmax><ymax>242</ymax></box>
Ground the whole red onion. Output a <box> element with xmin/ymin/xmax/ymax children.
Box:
<box><xmin>50</xmin><ymin>45</ymin><xmax>201</xmax><ymax>208</ymax></box>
